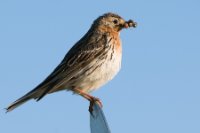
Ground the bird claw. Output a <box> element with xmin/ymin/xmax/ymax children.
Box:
<box><xmin>89</xmin><ymin>97</ymin><xmax>102</xmax><ymax>115</ymax></box>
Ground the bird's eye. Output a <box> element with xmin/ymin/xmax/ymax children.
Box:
<box><xmin>113</xmin><ymin>19</ymin><xmax>118</xmax><ymax>24</ymax></box>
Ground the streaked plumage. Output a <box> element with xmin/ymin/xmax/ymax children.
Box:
<box><xmin>6</xmin><ymin>13</ymin><xmax>137</xmax><ymax>112</ymax></box>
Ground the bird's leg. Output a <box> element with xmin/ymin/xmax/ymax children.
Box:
<box><xmin>73</xmin><ymin>88</ymin><xmax>102</xmax><ymax>113</ymax></box>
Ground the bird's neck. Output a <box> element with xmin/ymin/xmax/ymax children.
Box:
<box><xmin>97</xmin><ymin>25</ymin><xmax>120</xmax><ymax>36</ymax></box>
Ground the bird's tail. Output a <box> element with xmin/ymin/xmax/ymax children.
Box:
<box><xmin>6</xmin><ymin>77</ymin><xmax>61</xmax><ymax>112</ymax></box>
<box><xmin>6</xmin><ymin>89</ymin><xmax>40</xmax><ymax>112</ymax></box>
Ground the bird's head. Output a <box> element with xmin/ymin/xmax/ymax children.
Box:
<box><xmin>92</xmin><ymin>13</ymin><xmax>137</xmax><ymax>32</ymax></box>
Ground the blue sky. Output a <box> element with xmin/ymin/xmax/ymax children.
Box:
<box><xmin>1</xmin><ymin>0</ymin><xmax>200</xmax><ymax>133</ymax></box>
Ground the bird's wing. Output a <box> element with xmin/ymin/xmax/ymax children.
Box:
<box><xmin>6</xmin><ymin>31</ymin><xmax>110</xmax><ymax>112</ymax></box>
<box><xmin>35</xmin><ymin>32</ymin><xmax>110</xmax><ymax>100</ymax></box>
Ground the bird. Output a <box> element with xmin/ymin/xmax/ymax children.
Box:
<box><xmin>6</xmin><ymin>12</ymin><xmax>137</xmax><ymax>113</ymax></box>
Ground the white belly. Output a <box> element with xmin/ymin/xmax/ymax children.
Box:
<box><xmin>77</xmin><ymin>49</ymin><xmax>122</xmax><ymax>93</ymax></box>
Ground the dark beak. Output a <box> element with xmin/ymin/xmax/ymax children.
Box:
<box><xmin>124</xmin><ymin>19</ymin><xmax>137</xmax><ymax>28</ymax></box>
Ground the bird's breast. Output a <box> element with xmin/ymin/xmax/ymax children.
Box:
<box><xmin>79</xmin><ymin>37</ymin><xmax>122</xmax><ymax>93</ymax></box>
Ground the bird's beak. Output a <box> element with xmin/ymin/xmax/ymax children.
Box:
<box><xmin>123</xmin><ymin>19</ymin><xmax>137</xmax><ymax>28</ymax></box>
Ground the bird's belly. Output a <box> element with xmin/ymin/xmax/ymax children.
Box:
<box><xmin>76</xmin><ymin>52</ymin><xmax>122</xmax><ymax>93</ymax></box>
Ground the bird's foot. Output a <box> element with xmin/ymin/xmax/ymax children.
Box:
<box><xmin>72</xmin><ymin>88</ymin><xmax>103</xmax><ymax>114</ymax></box>
<box><xmin>89</xmin><ymin>96</ymin><xmax>102</xmax><ymax>115</ymax></box>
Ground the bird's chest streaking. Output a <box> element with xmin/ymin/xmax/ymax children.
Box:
<box><xmin>74</xmin><ymin>35</ymin><xmax>122</xmax><ymax>93</ymax></box>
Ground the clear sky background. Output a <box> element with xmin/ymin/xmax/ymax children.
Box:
<box><xmin>0</xmin><ymin>0</ymin><xmax>200</xmax><ymax>133</ymax></box>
